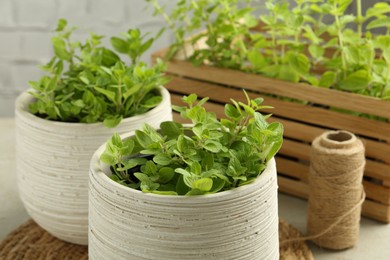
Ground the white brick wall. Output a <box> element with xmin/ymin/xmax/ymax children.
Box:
<box><xmin>0</xmin><ymin>0</ymin><xmax>173</xmax><ymax>117</ymax></box>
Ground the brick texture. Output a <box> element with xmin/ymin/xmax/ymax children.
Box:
<box><xmin>0</xmin><ymin>0</ymin><xmax>173</xmax><ymax>117</ymax></box>
<box><xmin>0</xmin><ymin>0</ymin><xmax>14</xmax><ymax>27</ymax></box>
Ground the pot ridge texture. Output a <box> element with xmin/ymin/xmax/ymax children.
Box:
<box><xmin>89</xmin><ymin>137</ymin><xmax>279</xmax><ymax>259</ymax></box>
<box><xmin>15</xmin><ymin>87</ymin><xmax>172</xmax><ymax>245</ymax></box>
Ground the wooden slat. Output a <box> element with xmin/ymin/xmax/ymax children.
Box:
<box><xmin>166</xmin><ymin>76</ymin><xmax>390</xmax><ymax>142</ymax></box>
<box><xmin>276</xmin><ymin>159</ymin><xmax>390</xmax><ymax>204</ymax></box>
<box><xmin>153</xmin><ymin>52</ymin><xmax>390</xmax><ymax>119</ymax></box>
<box><xmin>365</xmin><ymin>161</ymin><xmax>390</xmax><ymax>183</ymax></box>
<box><xmin>279</xmin><ymin>139</ymin><xmax>390</xmax><ymax>182</ymax></box>
<box><xmin>362</xmin><ymin>200</ymin><xmax>390</xmax><ymax>223</ymax></box>
<box><xmin>275</xmin><ymin>157</ymin><xmax>309</xmax><ymax>182</ymax></box>
<box><xmin>269</xmin><ymin>117</ymin><xmax>390</xmax><ymax>164</ymax></box>
<box><xmin>364</xmin><ymin>180</ymin><xmax>390</xmax><ymax>205</ymax></box>
<box><xmin>278</xmin><ymin>176</ymin><xmax>309</xmax><ymax>199</ymax></box>
<box><xmin>278</xmin><ymin>176</ymin><xmax>390</xmax><ymax>222</ymax></box>
<box><xmin>279</xmin><ymin>139</ymin><xmax>311</xmax><ymax>161</ymax></box>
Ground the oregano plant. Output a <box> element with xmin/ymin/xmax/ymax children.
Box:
<box><xmin>100</xmin><ymin>92</ymin><xmax>283</xmax><ymax>195</ymax></box>
<box><xmin>148</xmin><ymin>0</ymin><xmax>390</xmax><ymax>100</ymax></box>
<box><xmin>29</xmin><ymin>19</ymin><xmax>170</xmax><ymax>128</ymax></box>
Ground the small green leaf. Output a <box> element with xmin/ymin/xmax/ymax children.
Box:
<box><xmin>160</xmin><ymin>121</ymin><xmax>183</xmax><ymax>140</ymax></box>
<box><xmin>186</xmin><ymin>189</ymin><xmax>205</xmax><ymax>196</ymax></box>
<box><xmin>254</xmin><ymin>112</ymin><xmax>268</xmax><ymax>130</ymax></box>
<box><xmin>192</xmin><ymin>178</ymin><xmax>213</xmax><ymax>192</ymax></box>
<box><xmin>367</xmin><ymin>17</ymin><xmax>390</xmax><ymax>30</ymax></box>
<box><xmin>135</xmin><ymin>129</ymin><xmax>154</xmax><ymax>148</ymax></box>
<box><xmin>183</xmin><ymin>94</ymin><xmax>197</xmax><ymax>105</ymax></box>
<box><xmin>158</xmin><ymin>167</ymin><xmax>175</xmax><ymax>183</ymax></box>
<box><xmin>110</xmin><ymin>37</ymin><xmax>129</xmax><ymax>53</ymax></box>
<box><xmin>224</xmin><ymin>104</ymin><xmax>241</xmax><ymax>120</ymax></box>
<box><xmin>103</xmin><ymin>115</ymin><xmax>122</xmax><ymax>128</ymax></box>
<box><xmin>319</xmin><ymin>71</ymin><xmax>336</xmax><ymax>88</ymax></box>
<box><xmin>55</xmin><ymin>18</ymin><xmax>67</xmax><ymax>32</ymax></box>
<box><xmin>94</xmin><ymin>86</ymin><xmax>116</xmax><ymax>103</ymax></box>
<box><xmin>176</xmin><ymin>175</ymin><xmax>191</xmax><ymax>195</ymax></box>
<box><xmin>308</xmin><ymin>45</ymin><xmax>324</xmax><ymax>59</ymax></box>
<box><xmin>190</xmin><ymin>161</ymin><xmax>202</xmax><ymax>175</ymax></box>
<box><xmin>153</xmin><ymin>153</ymin><xmax>172</xmax><ymax>166</ymax></box>
<box><xmin>289</xmin><ymin>53</ymin><xmax>310</xmax><ymax>75</ymax></box>
<box><xmin>100</xmin><ymin>153</ymin><xmax>116</xmax><ymax>165</ymax></box>
<box><xmin>144</xmin><ymin>160</ymin><xmax>157</xmax><ymax>175</ymax></box>
<box><xmin>204</xmin><ymin>140</ymin><xmax>222</xmax><ymax>153</ymax></box>
<box><xmin>123</xmin><ymin>83</ymin><xmax>141</xmax><ymax>100</ymax></box>
<box><xmin>339</xmin><ymin>70</ymin><xmax>370</xmax><ymax>91</ymax></box>
<box><xmin>51</xmin><ymin>37</ymin><xmax>71</xmax><ymax>60</ymax></box>
<box><xmin>209</xmin><ymin>179</ymin><xmax>225</xmax><ymax>193</ymax></box>
<box><xmin>151</xmin><ymin>190</ymin><xmax>177</xmax><ymax>195</ymax></box>
<box><xmin>248</xmin><ymin>50</ymin><xmax>265</xmax><ymax>69</ymax></box>
<box><xmin>102</xmin><ymin>49</ymin><xmax>120</xmax><ymax>67</ymax></box>
<box><xmin>142</xmin><ymin>96</ymin><xmax>162</xmax><ymax>108</ymax></box>
<box><xmin>277</xmin><ymin>65</ymin><xmax>300</xmax><ymax>82</ymax></box>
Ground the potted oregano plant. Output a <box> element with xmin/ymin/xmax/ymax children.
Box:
<box><xmin>148</xmin><ymin>0</ymin><xmax>390</xmax><ymax>222</ymax></box>
<box><xmin>15</xmin><ymin>19</ymin><xmax>172</xmax><ymax>245</ymax></box>
<box><xmin>89</xmin><ymin>93</ymin><xmax>283</xmax><ymax>259</ymax></box>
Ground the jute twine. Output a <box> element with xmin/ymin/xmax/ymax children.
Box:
<box><xmin>0</xmin><ymin>219</ymin><xmax>313</xmax><ymax>260</ymax></box>
<box><xmin>308</xmin><ymin>130</ymin><xmax>366</xmax><ymax>249</ymax></box>
<box><xmin>280</xmin><ymin>130</ymin><xmax>365</xmax><ymax>250</ymax></box>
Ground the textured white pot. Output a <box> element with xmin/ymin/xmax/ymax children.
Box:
<box><xmin>89</xmin><ymin>134</ymin><xmax>279</xmax><ymax>260</ymax></box>
<box><xmin>15</xmin><ymin>87</ymin><xmax>172</xmax><ymax>245</ymax></box>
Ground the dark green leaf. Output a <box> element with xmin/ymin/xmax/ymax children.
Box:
<box><xmin>158</xmin><ymin>167</ymin><xmax>175</xmax><ymax>183</ymax></box>
<box><xmin>160</xmin><ymin>121</ymin><xmax>183</xmax><ymax>140</ymax></box>
<box><xmin>110</xmin><ymin>37</ymin><xmax>129</xmax><ymax>53</ymax></box>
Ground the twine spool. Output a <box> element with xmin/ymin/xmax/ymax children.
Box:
<box><xmin>307</xmin><ymin>130</ymin><xmax>365</xmax><ymax>250</ymax></box>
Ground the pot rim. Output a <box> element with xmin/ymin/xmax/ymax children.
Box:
<box><xmin>90</xmin><ymin>130</ymin><xmax>276</xmax><ymax>202</ymax></box>
<box><xmin>15</xmin><ymin>86</ymin><xmax>170</xmax><ymax>128</ymax></box>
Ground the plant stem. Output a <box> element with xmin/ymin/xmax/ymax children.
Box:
<box><xmin>117</xmin><ymin>78</ymin><xmax>123</xmax><ymax>114</ymax></box>
<box><xmin>150</xmin><ymin>0</ymin><xmax>185</xmax><ymax>57</ymax></box>
<box><xmin>382</xmin><ymin>63</ymin><xmax>390</xmax><ymax>98</ymax></box>
<box><xmin>356</xmin><ymin>0</ymin><xmax>362</xmax><ymax>38</ymax></box>
<box><xmin>334</xmin><ymin>7</ymin><xmax>347</xmax><ymax>80</ymax></box>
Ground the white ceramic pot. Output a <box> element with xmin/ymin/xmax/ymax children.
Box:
<box><xmin>89</xmin><ymin>133</ymin><xmax>279</xmax><ymax>260</ymax></box>
<box><xmin>15</xmin><ymin>87</ymin><xmax>172</xmax><ymax>245</ymax></box>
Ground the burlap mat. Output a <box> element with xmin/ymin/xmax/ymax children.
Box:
<box><xmin>0</xmin><ymin>220</ymin><xmax>87</xmax><ymax>260</ymax></box>
<box><xmin>279</xmin><ymin>219</ymin><xmax>314</xmax><ymax>260</ymax></box>
<box><xmin>0</xmin><ymin>219</ymin><xmax>312</xmax><ymax>259</ymax></box>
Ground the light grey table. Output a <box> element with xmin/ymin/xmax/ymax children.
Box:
<box><xmin>1</xmin><ymin>118</ymin><xmax>389</xmax><ymax>259</ymax></box>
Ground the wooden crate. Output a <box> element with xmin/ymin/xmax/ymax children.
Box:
<box><xmin>152</xmin><ymin>48</ymin><xmax>390</xmax><ymax>223</ymax></box>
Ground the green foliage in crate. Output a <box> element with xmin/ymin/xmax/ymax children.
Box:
<box><xmin>148</xmin><ymin>0</ymin><xmax>390</xmax><ymax>100</ymax></box>
<box><xmin>28</xmin><ymin>19</ymin><xmax>169</xmax><ymax>128</ymax></box>
<box><xmin>100</xmin><ymin>92</ymin><xmax>283</xmax><ymax>195</ymax></box>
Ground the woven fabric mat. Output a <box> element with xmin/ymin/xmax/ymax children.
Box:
<box><xmin>0</xmin><ymin>219</ymin><xmax>312</xmax><ymax>259</ymax></box>
<box><xmin>279</xmin><ymin>219</ymin><xmax>314</xmax><ymax>260</ymax></box>
<box><xmin>0</xmin><ymin>220</ymin><xmax>87</xmax><ymax>260</ymax></box>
